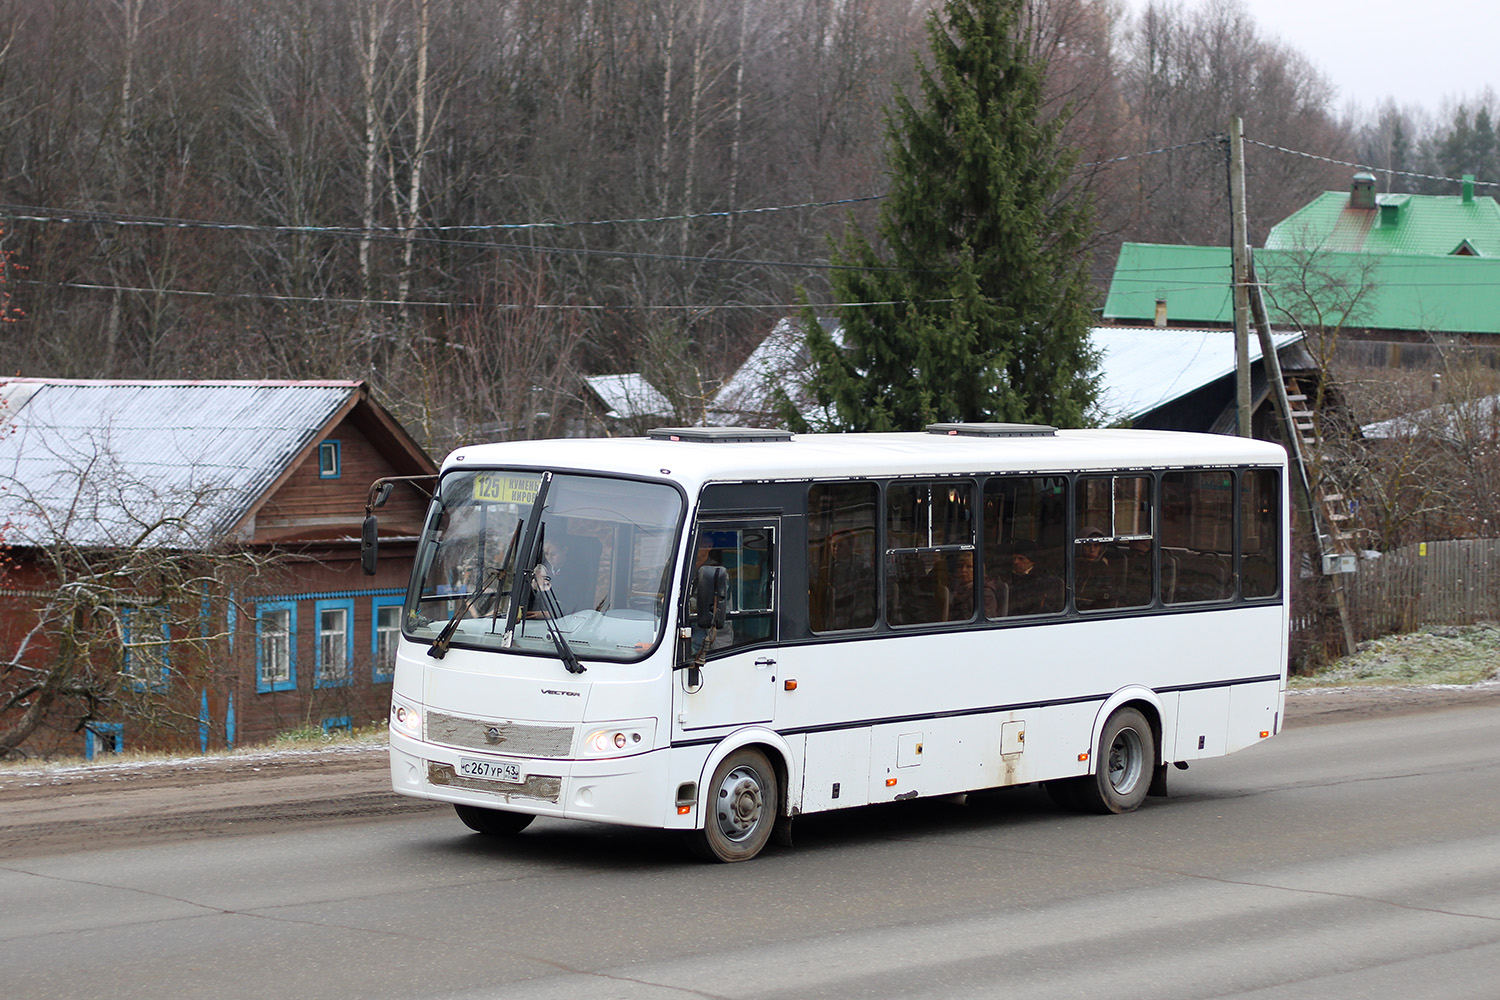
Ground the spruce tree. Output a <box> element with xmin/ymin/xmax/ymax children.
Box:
<box><xmin>791</xmin><ymin>0</ymin><xmax>1098</xmax><ymax>432</ymax></box>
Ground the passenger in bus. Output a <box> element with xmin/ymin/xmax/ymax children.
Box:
<box><xmin>948</xmin><ymin>552</ymin><xmax>977</xmax><ymax>621</ymax></box>
<box><xmin>1005</xmin><ymin>542</ymin><xmax>1062</xmax><ymax>615</ymax></box>
<box><xmin>1074</xmin><ymin>528</ymin><xmax>1117</xmax><ymax>610</ymax></box>
<box><xmin>527</xmin><ymin>536</ymin><xmax>595</xmax><ymax>617</ymax></box>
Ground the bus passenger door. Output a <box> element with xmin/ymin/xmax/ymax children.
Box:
<box><xmin>675</xmin><ymin>519</ymin><xmax>779</xmax><ymax>734</ymax></box>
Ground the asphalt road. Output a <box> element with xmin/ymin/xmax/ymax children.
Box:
<box><xmin>4</xmin><ymin>700</ymin><xmax>1500</xmax><ymax>1000</ymax></box>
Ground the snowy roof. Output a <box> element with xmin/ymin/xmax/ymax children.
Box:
<box><xmin>710</xmin><ymin>317</ymin><xmax>839</xmax><ymax>426</ymax></box>
<box><xmin>1090</xmin><ymin>327</ymin><xmax>1304</xmax><ymax>425</ymax></box>
<box><xmin>1361</xmin><ymin>394</ymin><xmax>1500</xmax><ymax>442</ymax></box>
<box><xmin>0</xmin><ymin>379</ymin><xmax>364</xmax><ymax>549</ymax></box>
<box><xmin>709</xmin><ymin>320</ymin><xmax>1304</xmax><ymax>428</ymax></box>
<box><xmin>582</xmin><ymin>373</ymin><xmax>673</xmax><ymax>421</ymax></box>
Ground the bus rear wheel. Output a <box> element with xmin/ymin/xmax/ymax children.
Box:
<box><xmin>692</xmin><ymin>748</ymin><xmax>778</xmax><ymax>863</ymax></box>
<box><xmin>454</xmin><ymin>803</ymin><xmax>535</xmax><ymax>836</ymax></box>
<box><xmin>1077</xmin><ymin>707</ymin><xmax>1155</xmax><ymax>815</ymax></box>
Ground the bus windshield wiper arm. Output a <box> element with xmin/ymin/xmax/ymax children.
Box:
<box><xmin>429</xmin><ymin>521</ymin><xmax>523</xmax><ymax>660</ymax></box>
<box><xmin>427</xmin><ymin>565</ymin><xmax>503</xmax><ymax>659</ymax></box>
<box><xmin>537</xmin><ymin>584</ymin><xmax>586</xmax><ymax>674</ymax></box>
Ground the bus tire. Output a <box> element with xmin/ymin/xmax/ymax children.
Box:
<box><xmin>1078</xmin><ymin>707</ymin><xmax>1154</xmax><ymax>815</ymax></box>
<box><xmin>454</xmin><ymin>803</ymin><xmax>535</xmax><ymax>836</ymax></box>
<box><xmin>692</xmin><ymin>747</ymin><xmax>778</xmax><ymax>863</ymax></box>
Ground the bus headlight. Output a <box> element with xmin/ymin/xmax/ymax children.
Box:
<box><xmin>580</xmin><ymin>721</ymin><xmax>655</xmax><ymax>758</ymax></box>
<box><xmin>390</xmin><ymin>699</ymin><xmax>423</xmax><ymax>740</ymax></box>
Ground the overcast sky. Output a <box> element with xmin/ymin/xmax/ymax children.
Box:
<box><xmin>1122</xmin><ymin>0</ymin><xmax>1500</xmax><ymax>116</ymax></box>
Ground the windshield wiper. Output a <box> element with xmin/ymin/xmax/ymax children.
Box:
<box><xmin>506</xmin><ymin>520</ymin><xmax>586</xmax><ymax>674</ymax></box>
<box><xmin>536</xmin><ymin>581</ymin><xmax>586</xmax><ymax>674</ymax></box>
<box><xmin>428</xmin><ymin>521</ymin><xmax>524</xmax><ymax>660</ymax></box>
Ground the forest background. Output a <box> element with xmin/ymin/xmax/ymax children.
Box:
<box><xmin>0</xmin><ymin>0</ymin><xmax>1488</xmax><ymax>455</ymax></box>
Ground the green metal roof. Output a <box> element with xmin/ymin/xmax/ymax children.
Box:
<box><xmin>1266</xmin><ymin>187</ymin><xmax>1500</xmax><ymax>257</ymax></box>
<box><xmin>1103</xmin><ymin>241</ymin><xmax>1500</xmax><ymax>335</ymax></box>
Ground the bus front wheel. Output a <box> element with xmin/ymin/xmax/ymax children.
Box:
<box><xmin>1077</xmin><ymin>708</ymin><xmax>1155</xmax><ymax>815</ymax></box>
<box><xmin>454</xmin><ymin>803</ymin><xmax>535</xmax><ymax>836</ymax></box>
<box><xmin>692</xmin><ymin>748</ymin><xmax>779</xmax><ymax>862</ymax></box>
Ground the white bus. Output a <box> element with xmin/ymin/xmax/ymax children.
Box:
<box><xmin>372</xmin><ymin>423</ymin><xmax>1288</xmax><ymax>862</ymax></box>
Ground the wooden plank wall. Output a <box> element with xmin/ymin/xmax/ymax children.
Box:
<box><xmin>1342</xmin><ymin>538</ymin><xmax>1500</xmax><ymax>639</ymax></box>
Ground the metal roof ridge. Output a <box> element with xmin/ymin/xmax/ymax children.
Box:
<box><xmin>0</xmin><ymin>377</ymin><xmax>365</xmax><ymax>388</ymax></box>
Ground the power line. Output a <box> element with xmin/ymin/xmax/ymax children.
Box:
<box><xmin>1244</xmin><ymin>138</ymin><xmax>1500</xmax><ymax>189</ymax></box>
<box><xmin>0</xmin><ymin>194</ymin><xmax>885</xmax><ymax>238</ymax></box>
<box><xmin>0</xmin><ymin>138</ymin><xmax>1217</xmax><ymax>249</ymax></box>
<box><xmin>23</xmin><ymin>278</ymin><xmax>951</xmax><ymax>312</ymax></box>
<box><xmin>1078</xmin><ymin>138</ymin><xmax>1220</xmax><ymax>169</ymax></box>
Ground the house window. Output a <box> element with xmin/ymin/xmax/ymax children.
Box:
<box><xmin>372</xmin><ymin>595</ymin><xmax>403</xmax><ymax>683</ymax></box>
<box><xmin>122</xmin><ymin>607</ymin><xmax>170</xmax><ymax>691</ymax></box>
<box><xmin>315</xmin><ymin>598</ymin><xmax>355</xmax><ymax>687</ymax></box>
<box><xmin>85</xmin><ymin>722</ymin><xmax>124</xmax><ymax>760</ymax></box>
<box><xmin>256</xmin><ymin>602</ymin><xmax>297</xmax><ymax>693</ymax></box>
<box><xmin>318</xmin><ymin>439</ymin><xmax>341</xmax><ymax>479</ymax></box>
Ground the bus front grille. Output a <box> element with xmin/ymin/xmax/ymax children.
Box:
<box><xmin>424</xmin><ymin>710</ymin><xmax>575</xmax><ymax>757</ymax></box>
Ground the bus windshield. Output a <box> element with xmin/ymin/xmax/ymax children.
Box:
<box><xmin>406</xmin><ymin>471</ymin><xmax>683</xmax><ymax>663</ymax></box>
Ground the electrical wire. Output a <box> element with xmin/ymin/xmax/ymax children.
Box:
<box><xmin>1244</xmin><ymin>138</ymin><xmax>1500</xmax><ymax>189</ymax></box>
<box><xmin>21</xmin><ymin>278</ymin><xmax>953</xmax><ymax>312</ymax></box>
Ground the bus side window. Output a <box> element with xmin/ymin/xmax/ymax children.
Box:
<box><xmin>885</xmin><ymin>481</ymin><xmax>975</xmax><ymax>626</ymax></box>
<box><xmin>808</xmin><ymin>482</ymin><xmax>878</xmax><ymax>632</ymax></box>
<box><xmin>1162</xmin><ymin>471</ymin><xmax>1235</xmax><ymax>603</ymax></box>
<box><xmin>1240</xmin><ymin>468</ymin><xmax>1281</xmax><ymax>599</ymax></box>
<box><xmin>983</xmin><ymin>476</ymin><xmax>1067</xmax><ymax>618</ymax></box>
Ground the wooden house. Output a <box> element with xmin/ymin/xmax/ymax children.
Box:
<box><xmin>0</xmin><ymin>379</ymin><xmax>435</xmax><ymax>760</ymax></box>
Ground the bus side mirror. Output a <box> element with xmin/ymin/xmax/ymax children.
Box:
<box><xmin>361</xmin><ymin>515</ymin><xmax>379</xmax><ymax>575</ymax></box>
<box><xmin>695</xmin><ymin>564</ymin><xmax>728</xmax><ymax>629</ymax></box>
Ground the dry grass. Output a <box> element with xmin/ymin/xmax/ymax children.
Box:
<box><xmin>1291</xmin><ymin>622</ymin><xmax>1500</xmax><ymax>689</ymax></box>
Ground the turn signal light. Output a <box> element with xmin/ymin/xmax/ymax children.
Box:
<box><xmin>784</xmin><ymin>679</ymin><xmax>798</xmax><ymax>691</ymax></box>
<box><xmin>677</xmin><ymin>805</ymin><xmax>692</xmax><ymax>815</ymax></box>
<box><xmin>1259</xmin><ymin>730</ymin><xmax>1270</xmax><ymax>739</ymax></box>
<box><xmin>1078</xmin><ymin>752</ymin><xmax>1090</xmax><ymax>762</ymax></box>
<box><xmin>886</xmin><ymin>778</ymin><xmax>897</xmax><ymax>787</ymax></box>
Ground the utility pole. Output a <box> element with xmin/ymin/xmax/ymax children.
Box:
<box><xmin>1229</xmin><ymin>116</ymin><xmax>1358</xmax><ymax>656</ymax></box>
<box><xmin>1228</xmin><ymin>116</ymin><xmax>1253</xmax><ymax>438</ymax></box>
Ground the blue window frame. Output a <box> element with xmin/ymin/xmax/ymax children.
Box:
<box><xmin>314</xmin><ymin>597</ymin><xmax>355</xmax><ymax>688</ymax></box>
<box><xmin>318</xmin><ymin>439</ymin><xmax>341</xmax><ymax>479</ymax></box>
<box><xmin>372</xmin><ymin>594</ymin><xmax>403</xmax><ymax>683</ymax></box>
<box><xmin>85</xmin><ymin>722</ymin><xmax>124</xmax><ymax>760</ymax></box>
<box><xmin>122</xmin><ymin>607</ymin><xmax>170</xmax><ymax>692</ymax></box>
<box><xmin>255</xmin><ymin>601</ymin><xmax>297</xmax><ymax>693</ymax></box>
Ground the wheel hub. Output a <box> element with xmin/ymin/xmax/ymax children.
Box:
<box><xmin>716</xmin><ymin>766</ymin><xmax>764</xmax><ymax>841</ymax></box>
<box><xmin>1108</xmin><ymin>728</ymin><xmax>1143</xmax><ymax>794</ymax></box>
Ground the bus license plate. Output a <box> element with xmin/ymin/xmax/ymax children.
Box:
<box><xmin>457</xmin><ymin>757</ymin><xmax>524</xmax><ymax>784</ymax></box>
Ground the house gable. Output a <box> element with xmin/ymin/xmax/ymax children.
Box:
<box><xmin>249</xmin><ymin>407</ymin><xmax>432</xmax><ymax>543</ymax></box>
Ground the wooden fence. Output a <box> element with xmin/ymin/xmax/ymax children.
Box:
<box><xmin>1342</xmin><ymin>538</ymin><xmax>1500</xmax><ymax>639</ymax></box>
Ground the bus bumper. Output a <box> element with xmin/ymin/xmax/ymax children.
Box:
<box><xmin>389</xmin><ymin>730</ymin><xmax>684</xmax><ymax>829</ymax></box>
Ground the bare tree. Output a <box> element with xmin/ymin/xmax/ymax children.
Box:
<box><xmin>0</xmin><ymin>439</ymin><xmax>284</xmax><ymax>759</ymax></box>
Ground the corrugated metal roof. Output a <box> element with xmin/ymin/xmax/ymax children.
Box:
<box><xmin>0</xmin><ymin>379</ymin><xmax>359</xmax><ymax>548</ymax></box>
<box><xmin>1104</xmin><ymin>241</ymin><xmax>1500</xmax><ymax>335</ymax></box>
<box><xmin>1267</xmin><ymin>189</ymin><xmax>1500</xmax><ymax>256</ymax></box>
